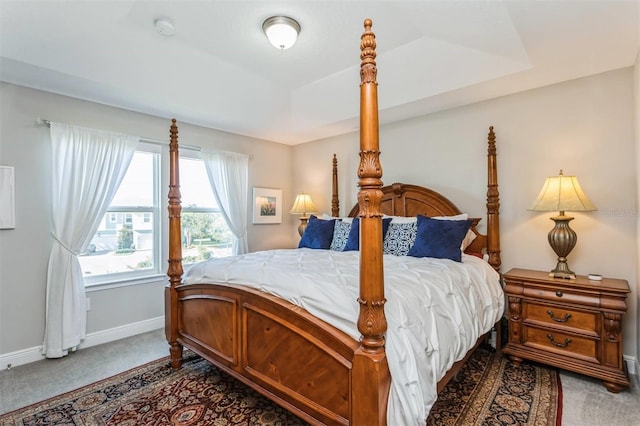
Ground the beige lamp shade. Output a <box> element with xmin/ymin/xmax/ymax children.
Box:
<box><xmin>289</xmin><ymin>193</ymin><xmax>318</xmax><ymax>216</ymax></box>
<box><xmin>530</xmin><ymin>170</ymin><xmax>596</xmax><ymax>213</ymax></box>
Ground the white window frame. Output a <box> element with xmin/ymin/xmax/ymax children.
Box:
<box><xmin>83</xmin><ymin>142</ymin><xmax>162</xmax><ymax>287</ymax></box>
<box><xmin>179</xmin><ymin>153</ymin><xmax>232</xmax><ymax>264</ymax></box>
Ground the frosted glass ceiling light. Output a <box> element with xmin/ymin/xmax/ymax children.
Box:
<box><xmin>262</xmin><ymin>16</ymin><xmax>300</xmax><ymax>50</ymax></box>
<box><xmin>154</xmin><ymin>18</ymin><xmax>175</xmax><ymax>36</ymax></box>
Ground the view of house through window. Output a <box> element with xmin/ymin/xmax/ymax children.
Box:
<box><xmin>79</xmin><ymin>152</ymin><xmax>233</xmax><ymax>284</ymax></box>
<box><xmin>79</xmin><ymin>149</ymin><xmax>160</xmax><ymax>283</ymax></box>
<box><xmin>180</xmin><ymin>157</ymin><xmax>233</xmax><ymax>263</ymax></box>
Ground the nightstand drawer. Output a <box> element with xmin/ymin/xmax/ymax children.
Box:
<box><xmin>524</xmin><ymin>327</ymin><xmax>598</xmax><ymax>363</ymax></box>
<box><xmin>523</xmin><ymin>286</ymin><xmax>599</xmax><ymax>307</ymax></box>
<box><xmin>524</xmin><ymin>303</ymin><xmax>598</xmax><ymax>335</ymax></box>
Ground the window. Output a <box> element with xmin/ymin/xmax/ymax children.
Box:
<box><xmin>79</xmin><ymin>145</ymin><xmax>160</xmax><ymax>284</ymax></box>
<box><xmin>180</xmin><ymin>157</ymin><xmax>233</xmax><ymax>263</ymax></box>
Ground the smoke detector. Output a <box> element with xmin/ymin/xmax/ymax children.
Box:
<box><xmin>154</xmin><ymin>18</ymin><xmax>175</xmax><ymax>36</ymax></box>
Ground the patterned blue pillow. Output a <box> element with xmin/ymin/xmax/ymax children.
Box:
<box><xmin>344</xmin><ymin>218</ymin><xmax>392</xmax><ymax>251</ymax></box>
<box><xmin>407</xmin><ymin>215</ymin><xmax>472</xmax><ymax>262</ymax></box>
<box><xmin>330</xmin><ymin>220</ymin><xmax>351</xmax><ymax>251</ymax></box>
<box><xmin>383</xmin><ymin>222</ymin><xmax>418</xmax><ymax>256</ymax></box>
<box><xmin>298</xmin><ymin>215</ymin><xmax>336</xmax><ymax>249</ymax></box>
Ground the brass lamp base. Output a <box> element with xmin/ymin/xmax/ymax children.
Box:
<box><xmin>549</xmin><ymin>264</ymin><xmax>576</xmax><ymax>280</ymax></box>
<box><xmin>297</xmin><ymin>216</ymin><xmax>309</xmax><ymax>237</ymax></box>
<box><xmin>547</xmin><ymin>214</ymin><xmax>577</xmax><ymax>280</ymax></box>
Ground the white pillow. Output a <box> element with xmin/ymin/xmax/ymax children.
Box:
<box><xmin>460</xmin><ymin>230</ymin><xmax>477</xmax><ymax>251</ymax></box>
<box><xmin>432</xmin><ymin>213</ymin><xmax>468</xmax><ymax>221</ymax></box>
<box><xmin>384</xmin><ymin>213</ymin><xmax>468</xmax><ymax>223</ymax></box>
<box><xmin>383</xmin><ymin>215</ymin><xmax>417</xmax><ymax>224</ymax></box>
<box><xmin>322</xmin><ymin>213</ymin><xmax>353</xmax><ymax>224</ymax></box>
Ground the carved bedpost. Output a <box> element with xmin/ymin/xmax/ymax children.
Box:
<box><xmin>332</xmin><ymin>154</ymin><xmax>340</xmax><ymax>217</ymax></box>
<box><xmin>486</xmin><ymin>126</ymin><xmax>501</xmax><ymax>271</ymax></box>
<box><xmin>357</xmin><ymin>18</ymin><xmax>385</xmax><ymax>353</ymax></box>
<box><xmin>352</xmin><ymin>19</ymin><xmax>390</xmax><ymax>425</ymax></box>
<box><xmin>165</xmin><ymin>118</ymin><xmax>184</xmax><ymax>369</ymax></box>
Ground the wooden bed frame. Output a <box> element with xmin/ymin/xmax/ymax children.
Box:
<box><xmin>165</xmin><ymin>19</ymin><xmax>501</xmax><ymax>426</ymax></box>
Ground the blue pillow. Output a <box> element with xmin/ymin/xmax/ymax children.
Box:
<box><xmin>298</xmin><ymin>215</ymin><xmax>336</xmax><ymax>249</ymax></box>
<box><xmin>343</xmin><ymin>217</ymin><xmax>392</xmax><ymax>251</ymax></box>
<box><xmin>407</xmin><ymin>215</ymin><xmax>472</xmax><ymax>262</ymax></box>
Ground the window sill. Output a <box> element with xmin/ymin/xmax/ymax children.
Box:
<box><xmin>85</xmin><ymin>274</ymin><xmax>167</xmax><ymax>292</ymax></box>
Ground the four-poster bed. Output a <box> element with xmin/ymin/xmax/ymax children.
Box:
<box><xmin>166</xmin><ymin>19</ymin><xmax>502</xmax><ymax>426</ymax></box>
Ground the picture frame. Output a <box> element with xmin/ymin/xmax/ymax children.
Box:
<box><xmin>0</xmin><ymin>166</ymin><xmax>15</xmax><ymax>229</ymax></box>
<box><xmin>252</xmin><ymin>187</ymin><xmax>282</xmax><ymax>224</ymax></box>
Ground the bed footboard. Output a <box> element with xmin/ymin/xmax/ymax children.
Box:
<box><xmin>165</xmin><ymin>283</ymin><xmax>389</xmax><ymax>425</ymax></box>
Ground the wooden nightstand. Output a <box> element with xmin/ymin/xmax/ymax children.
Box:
<box><xmin>502</xmin><ymin>268</ymin><xmax>631</xmax><ymax>392</ymax></box>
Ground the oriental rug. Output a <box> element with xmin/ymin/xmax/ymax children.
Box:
<box><xmin>1</xmin><ymin>349</ymin><xmax>561</xmax><ymax>426</ymax></box>
<box><xmin>427</xmin><ymin>348</ymin><xmax>562</xmax><ymax>426</ymax></box>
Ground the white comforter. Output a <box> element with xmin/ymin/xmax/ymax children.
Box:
<box><xmin>184</xmin><ymin>248</ymin><xmax>504</xmax><ymax>425</ymax></box>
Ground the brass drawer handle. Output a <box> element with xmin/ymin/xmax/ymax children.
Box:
<box><xmin>547</xmin><ymin>310</ymin><xmax>572</xmax><ymax>323</ymax></box>
<box><xmin>547</xmin><ymin>334</ymin><xmax>571</xmax><ymax>348</ymax></box>
<box><xmin>555</xmin><ymin>291</ymin><xmax>563</xmax><ymax>297</ymax></box>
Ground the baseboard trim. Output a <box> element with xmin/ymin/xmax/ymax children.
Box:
<box><xmin>0</xmin><ymin>316</ymin><xmax>164</xmax><ymax>370</ymax></box>
<box><xmin>624</xmin><ymin>355</ymin><xmax>639</xmax><ymax>376</ymax></box>
<box><xmin>78</xmin><ymin>316</ymin><xmax>165</xmax><ymax>350</ymax></box>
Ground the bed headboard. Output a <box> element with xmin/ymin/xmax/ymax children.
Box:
<box><xmin>337</xmin><ymin>127</ymin><xmax>501</xmax><ymax>271</ymax></box>
<box><xmin>348</xmin><ymin>182</ymin><xmax>463</xmax><ymax>217</ymax></box>
<box><xmin>347</xmin><ymin>182</ymin><xmax>487</xmax><ymax>256</ymax></box>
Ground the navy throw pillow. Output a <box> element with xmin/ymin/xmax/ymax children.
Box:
<box><xmin>343</xmin><ymin>217</ymin><xmax>392</xmax><ymax>251</ymax></box>
<box><xmin>407</xmin><ymin>215</ymin><xmax>472</xmax><ymax>262</ymax></box>
<box><xmin>298</xmin><ymin>215</ymin><xmax>336</xmax><ymax>249</ymax></box>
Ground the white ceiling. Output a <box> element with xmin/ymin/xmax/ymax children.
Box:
<box><xmin>1</xmin><ymin>1</ymin><xmax>638</xmax><ymax>145</ymax></box>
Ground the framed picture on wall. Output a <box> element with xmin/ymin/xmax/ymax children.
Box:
<box><xmin>252</xmin><ymin>187</ymin><xmax>282</xmax><ymax>224</ymax></box>
<box><xmin>0</xmin><ymin>166</ymin><xmax>15</xmax><ymax>229</ymax></box>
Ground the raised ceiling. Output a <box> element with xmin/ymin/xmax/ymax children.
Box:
<box><xmin>1</xmin><ymin>1</ymin><xmax>638</xmax><ymax>145</ymax></box>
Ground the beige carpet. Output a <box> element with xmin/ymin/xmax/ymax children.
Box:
<box><xmin>1</xmin><ymin>348</ymin><xmax>560</xmax><ymax>425</ymax></box>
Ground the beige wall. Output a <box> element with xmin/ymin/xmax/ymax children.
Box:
<box><xmin>293</xmin><ymin>68</ymin><xmax>639</xmax><ymax>362</ymax></box>
<box><xmin>0</xmin><ymin>83</ymin><xmax>296</xmax><ymax>355</ymax></box>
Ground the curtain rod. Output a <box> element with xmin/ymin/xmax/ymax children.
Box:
<box><xmin>36</xmin><ymin>117</ymin><xmax>201</xmax><ymax>152</ymax></box>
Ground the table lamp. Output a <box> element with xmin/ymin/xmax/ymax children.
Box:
<box><xmin>529</xmin><ymin>170</ymin><xmax>596</xmax><ymax>279</ymax></box>
<box><xmin>290</xmin><ymin>193</ymin><xmax>318</xmax><ymax>237</ymax></box>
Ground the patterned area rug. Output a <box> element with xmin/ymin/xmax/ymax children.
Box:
<box><xmin>427</xmin><ymin>348</ymin><xmax>562</xmax><ymax>426</ymax></box>
<box><xmin>1</xmin><ymin>349</ymin><xmax>561</xmax><ymax>426</ymax></box>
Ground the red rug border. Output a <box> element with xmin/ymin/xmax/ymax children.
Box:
<box><xmin>556</xmin><ymin>372</ymin><xmax>563</xmax><ymax>426</ymax></box>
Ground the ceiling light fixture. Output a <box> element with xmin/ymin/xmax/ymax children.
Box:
<box><xmin>262</xmin><ymin>16</ymin><xmax>300</xmax><ymax>50</ymax></box>
<box><xmin>154</xmin><ymin>18</ymin><xmax>175</xmax><ymax>37</ymax></box>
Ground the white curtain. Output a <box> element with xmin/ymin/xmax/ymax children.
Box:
<box><xmin>202</xmin><ymin>151</ymin><xmax>249</xmax><ymax>255</ymax></box>
<box><xmin>43</xmin><ymin>123</ymin><xmax>138</xmax><ymax>358</ymax></box>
